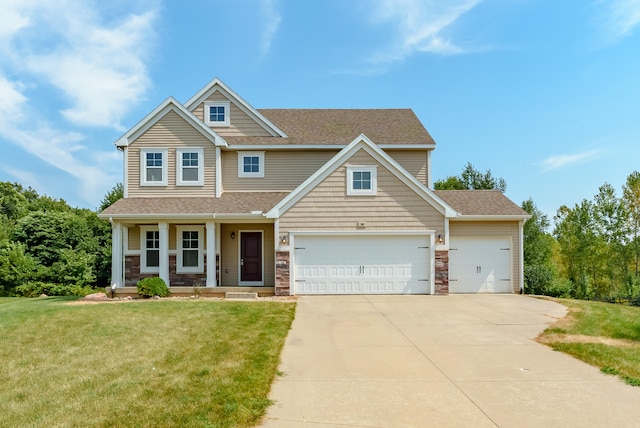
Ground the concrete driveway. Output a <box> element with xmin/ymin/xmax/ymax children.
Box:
<box><xmin>262</xmin><ymin>295</ymin><xmax>640</xmax><ymax>427</ymax></box>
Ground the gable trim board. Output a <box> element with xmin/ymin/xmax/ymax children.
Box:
<box><xmin>114</xmin><ymin>97</ymin><xmax>228</xmax><ymax>148</ymax></box>
<box><xmin>185</xmin><ymin>77</ymin><xmax>287</xmax><ymax>138</ymax></box>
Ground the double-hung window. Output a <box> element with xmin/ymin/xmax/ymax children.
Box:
<box><xmin>238</xmin><ymin>151</ymin><xmax>265</xmax><ymax>178</ymax></box>
<box><xmin>176</xmin><ymin>148</ymin><xmax>204</xmax><ymax>186</ymax></box>
<box><xmin>346</xmin><ymin>165</ymin><xmax>377</xmax><ymax>196</ymax></box>
<box><xmin>140</xmin><ymin>226</ymin><xmax>160</xmax><ymax>273</ymax></box>
<box><xmin>204</xmin><ymin>101</ymin><xmax>230</xmax><ymax>127</ymax></box>
<box><xmin>177</xmin><ymin>226</ymin><xmax>204</xmax><ymax>273</ymax></box>
<box><xmin>140</xmin><ymin>148</ymin><xmax>168</xmax><ymax>186</ymax></box>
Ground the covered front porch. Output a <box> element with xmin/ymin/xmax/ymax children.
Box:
<box><xmin>109</xmin><ymin>219</ymin><xmax>277</xmax><ymax>291</ymax></box>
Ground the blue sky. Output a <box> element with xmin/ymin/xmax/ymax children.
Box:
<box><xmin>1</xmin><ymin>0</ymin><xmax>639</xmax><ymax>221</ymax></box>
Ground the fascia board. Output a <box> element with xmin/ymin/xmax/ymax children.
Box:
<box><xmin>227</xmin><ymin>144</ymin><xmax>435</xmax><ymax>150</ymax></box>
<box><xmin>452</xmin><ymin>215</ymin><xmax>532</xmax><ymax>221</ymax></box>
<box><xmin>184</xmin><ymin>77</ymin><xmax>288</xmax><ymax>138</ymax></box>
<box><xmin>377</xmin><ymin>144</ymin><xmax>436</xmax><ymax>149</ymax></box>
<box><xmin>97</xmin><ymin>212</ymin><xmax>268</xmax><ymax>221</ymax></box>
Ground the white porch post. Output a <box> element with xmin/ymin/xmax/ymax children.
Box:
<box><xmin>111</xmin><ymin>221</ymin><xmax>123</xmax><ymax>288</ymax></box>
<box><xmin>158</xmin><ymin>222</ymin><xmax>170</xmax><ymax>286</ymax></box>
<box><xmin>206</xmin><ymin>221</ymin><xmax>217</xmax><ymax>287</ymax></box>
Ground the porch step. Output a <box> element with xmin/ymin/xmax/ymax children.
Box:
<box><xmin>225</xmin><ymin>292</ymin><xmax>258</xmax><ymax>300</ymax></box>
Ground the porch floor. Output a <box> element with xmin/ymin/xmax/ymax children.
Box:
<box><xmin>111</xmin><ymin>286</ymin><xmax>275</xmax><ymax>298</ymax></box>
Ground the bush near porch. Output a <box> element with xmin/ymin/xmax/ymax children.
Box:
<box><xmin>0</xmin><ymin>297</ymin><xmax>296</xmax><ymax>427</ymax></box>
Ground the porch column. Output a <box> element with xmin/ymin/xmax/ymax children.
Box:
<box><xmin>206</xmin><ymin>221</ymin><xmax>217</xmax><ymax>287</ymax></box>
<box><xmin>158</xmin><ymin>222</ymin><xmax>170</xmax><ymax>286</ymax></box>
<box><xmin>111</xmin><ymin>221</ymin><xmax>123</xmax><ymax>288</ymax></box>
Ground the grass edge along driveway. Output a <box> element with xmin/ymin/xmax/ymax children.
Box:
<box><xmin>537</xmin><ymin>297</ymin><xmax>640</xmax><ymax>386</ymax></box>
<box><xmin>0</xmin><ymin>297</ymin><xmax>296</xmax><ymax>428</ymax></box>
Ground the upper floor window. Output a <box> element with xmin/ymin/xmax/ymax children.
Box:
<box><xmin>176</xmin><ymin>148</ymin><xmax>204</xmax><ymax>186</ymax></box>
<box><xmin>346</xmin><ymin>165</ymin><xmax>377</xmax><ymax>196</ymax></box>
<box><xmin>238</xmin><ymin>151</ymin><xmax>265</xmax><ymax>178</ymax></box>
<box><xmin>204</xmin><ymin>101</ymin><xmax>230</xmax><ymax>127</ymax></box>
<box><xmin>140</xmin><ymin>148</ymin><xmax>168</xmax><ymax>186</ymax></box>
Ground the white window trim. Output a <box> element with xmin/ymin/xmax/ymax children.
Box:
<box><xmin>140</xmin><ymin>148</ymin><xmax>168</xmax><ymax>186</ymax></box>
<box><xmin>204</xmin><ymin>101</ymin><xmax>230</xmax><ymax>127</ymax></box>
<box><xmin>346</xmin><ymin>165</ymin><xmax>377</xmax><ymax>196</ymax></box>
<box><xmin>176</xmin><ymin>226</ymin><xmax>204</xmax><ymax>274</ymax></box>
<box><xmin>238</xmin><ymin>151</ymin><xmax>265</xmax><ymax>178</ymax></box>
<box><xmin>176</xmin><ymin>147</ymin><xmax>204</xmax><ymax>186</ymax></box>
<box><xmin>140</xmin><ymin>226</ymin><xmax>160</xmax><ymax>274</ymax></box>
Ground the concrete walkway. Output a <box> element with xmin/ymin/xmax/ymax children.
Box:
<box><xmin>262</xmin><ymin>295</ymin><xmax>640</xmax><ymax>427</ymax></box>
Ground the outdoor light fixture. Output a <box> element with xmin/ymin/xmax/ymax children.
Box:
<box><xmin>231</xmin><ymin>231</ymin><xmax>235</xmax><ymax>240</ymax></box>
<box><xmin>437</xmin><ymin>234</ymin><xmax>443</xmax><ymax>244</ymax></box>
<box><xmin>281</xmin><ymin>234</ymin><xmax>289</xmax><ymax>245</ymax></box>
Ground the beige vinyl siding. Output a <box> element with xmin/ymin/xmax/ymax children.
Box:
<box><xmin>220</xmin><ymin>223</ymin><xmax>275</xmax><ymax>286</ymax></box>
<box><xmin>385</xmin><ymin>149</ymin><xmax>428</xmax><ymax>185</ymax></box>
<box><xmin>279</xmin><ymin>149</ymin><xmax>445</xmax><ymax>234</ymax></box>
<box><xmin>128</xmin><ymin>226</ymin><xmax>140</xmax><ymax>250</ymax></box>
<box><xmin>128</xmin><ymin>111</ymin><xmax>216</xmax><ymax>197</ymax></box>
<box><xmin>449</xmin><ymin>221</ymin><xmax>522</xmax><ymax>292</ymax></box>
<box><xmin>222</xmin><ymin>150</ymin><xmax>337</xmax><ymax>191</ymax></box>
<box><xmin>191</xmin><ymin>92</ymin><xmax>273</xmax><ymax>137</ymax></box>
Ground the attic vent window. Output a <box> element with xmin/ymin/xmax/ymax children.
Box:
<box><xmin>346</xmin><ymin>165</ymin><xmax>377</xmax><ymax>196</ymax></box>
<box><xmin>204</xmin><ymin>101</ymin><xmax>230</xmax><ymax>127</ymax></box>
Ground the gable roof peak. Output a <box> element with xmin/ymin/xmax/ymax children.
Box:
<box><xmin>185</xmin><ymin>77</ymin><xmax>287</xmax><ymax>138</ymax></box>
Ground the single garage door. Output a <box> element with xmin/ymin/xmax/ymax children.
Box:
<box><xmin>449</xmin><ymin>237</ymin><xmax>512</xmax><ymax>293</ymax></box>
<box><xmin>293</xmin><ymin>234</ymin><xmax>431</xmax><ymax>294</ymax></box>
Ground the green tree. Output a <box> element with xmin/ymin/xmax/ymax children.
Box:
<box><xmin>0</xmin><ymin>241</ymin><xmax>37</xmax><ymax>295</ymax></box>
<box><xmin>623</xmin><ymin>171</ymin><xmax>640</xmax><ymax>277</ymax></box>
<box><xmin>98</xmin><ymin>182</ymin><xmax>124</xmax><ymax>212</ymax></box>
<box><xmin>522</xmin><ymin>199</ymin><xmax>556</xmax><ymax>294</ymax></box>
<box><xmin>434</xmin><ymin>162</ymin><xmax>507</xmax><ymax>192</ymax></box>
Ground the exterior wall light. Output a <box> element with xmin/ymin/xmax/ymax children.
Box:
<box><xmin>231</xmin><ymin>231</ymin><xmax>235</xmax><ymax>240</ymax></box>
<box><xmin>437</xmin><ymin>234</ymin><xmax>443</xmax><ymax>244</ymax></box>
<box><xmin>281</xmin><ymin>234</ymin><xmax>289</xmax><ymax>245</ymax></box>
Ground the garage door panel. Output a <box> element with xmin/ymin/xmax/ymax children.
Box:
<box><xmin>294</xmin><ymin>235</ymin><xmax>430</xmax><ymax>295</ymax></box>
<box><xmin>450</xmin><ymin>237</ymin><xmax>512</xmax><ymax>293</ymax></box>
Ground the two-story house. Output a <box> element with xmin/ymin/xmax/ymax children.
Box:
<box><xmin>99</xmin><ymin>78</ymin><xmax>529</xmax><ymax>296</ymax></box>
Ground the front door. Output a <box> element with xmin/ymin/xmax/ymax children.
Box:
<box><xmin>240</xmin><ymin>231</ymin><xmax>263</xmax><ymax>284</ymax></box>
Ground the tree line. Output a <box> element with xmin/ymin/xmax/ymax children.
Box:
<box><xmin>0</xmin><ymin>182</ymin><xmax>121</xmax><ymax>296</ymax></box>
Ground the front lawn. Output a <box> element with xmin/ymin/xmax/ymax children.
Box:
<box><xmin>538</xmin><ymin>298</ymin><xmax>640</xmax><ymax>386</ymax></box>
<box><xmin>0</xmin><ymin>297</ymin><xmax>296</xmax><ymax>427</ymax></box>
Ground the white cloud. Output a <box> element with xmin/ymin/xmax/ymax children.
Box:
<box><xmin>0</xmin><ymin>0</ymin><xmax>157</xmax><ymax>205</ymax></box>
<box><xmin>366</xmin><ymin>0</ymin><xmax>483</xmax><ymax>65</ymax></box>
<box><xmin>594</xmin><ymin>0</ymin><xmax>640</xmax><ymax>44</ymax></box>
<box><xmin>539</xmin><ymin>150</ymin><xmax>603</xmax><ymax>172</ymax></box>
<box><xmin>260</xmin><ymin>0</ymin><xmax>282</xmax><ymax>61</ymax></box>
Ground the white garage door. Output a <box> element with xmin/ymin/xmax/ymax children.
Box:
<box><xmin>293</xmin><ymin>234</ymin><xmax>431</xmax><ymax>294</ymax></box>
<box><xmin>449</xmin><ymin>237</ymin><xmax>512</xmax><ymax>293</ymax></box>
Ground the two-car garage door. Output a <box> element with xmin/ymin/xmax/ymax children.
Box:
<box><xmin>293</xmin><ymin>234</ymin><xmax>431</xmax><ymax>294</ymax></box>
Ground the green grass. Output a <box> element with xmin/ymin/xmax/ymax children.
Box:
<box><xmin>0</xmin><ymin>297</ymin><xmax>296</xmax><ymax>427</ymax></box>
<box><xmin>539</xmin><ymin>298</ymin><xmax>640</xmax><ymax>386</ymax></box>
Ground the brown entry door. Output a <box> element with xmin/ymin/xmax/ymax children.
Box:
<box><xmin>241</xmin><ymin>232</ymin><xmax>262</xmax><ymax>283</ymax></box>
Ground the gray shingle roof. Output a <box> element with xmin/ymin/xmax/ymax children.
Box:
<box><xmin>223</xmin><ymin>109</ymin><xmax>435</xmax><ymax>146</ymax></box>
<box><xmin>99</xmin><ymin>192</ymin><xmax>289</xmax><ymax>216</ymax></box>
<box><xmin>435</xmin><ymin>190</ymin><xmax>529</xmax><ymax>217</ymax></box>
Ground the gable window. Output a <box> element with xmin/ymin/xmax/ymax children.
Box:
<box><xmin>346</xmin><ymin>165</ymin><xmax>377</xmax><ymax>196</ymax></box>
<box><xmin>177</xmin><ymin>226</ymin><xmax>204</xmax><ymax>273</ymax></box>
<box><xmin>140</xmin><ymin>148</ymin><xmax>168</xmax><ymax>186</ymax></box>
<box><xmin>176</xmin><ymin>148</ymin><xmax>204</xmax><ymax>186</ymax></box>
<box><xmin>140</xmin><ymin>226</ymin><xmax>160</xmax><ymax>273</ymax></box>
<box><xmin>238</xmin><ymin>151</ymin><xmax>265</xmax><ymax>178</ymax></box>
<box><xmin>204</xmin><ymin>101</ymin><xmax>230</xmax><ymax>127</ymax></box>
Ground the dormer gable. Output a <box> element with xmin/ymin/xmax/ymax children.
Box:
<box><xmin>114</xmin><ymin>97</ymin><xmax>227</xmax><ymax>148</ymax></box>
<box><xmin>185</xmin><ymin>77</ymin><xmax>287</xmax><ymax>138</ymax></box>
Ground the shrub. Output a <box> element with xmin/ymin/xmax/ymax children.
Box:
<box><xmin>524</xmin><ymin>264</ymin><xmax>555</xmax><ymax>295</ymax></box>
<box><xmin>137</xmin><ymin>277</ymin><xmax>169</xmax><ymax>298</ymax></box>
<box><xmin>545</xmin><ymin>278</ymin><xmax>572</xmax><ymax>298</ymax></box>
<box><xmin>14</xmin><ymin>281</ymin><xmax>95</xmax><ymax>297</ymax></box>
